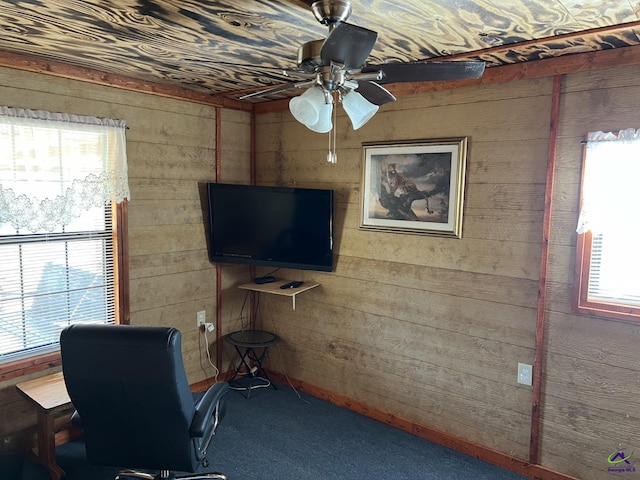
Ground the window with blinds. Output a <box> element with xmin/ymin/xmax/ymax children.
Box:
<box><xmin>0</xmin><ymin>204</ymin><xmax>116</xmax><ymax>363</ymax></box>
<box><xmin>574</xmin><ymin>129</ymin><xmax>640</xmax><ymax>322</ymax></box>
<box><xmin>0</xmin><ymin>108</ymin><xmax>126</xmax><ymax>367</ymax></box>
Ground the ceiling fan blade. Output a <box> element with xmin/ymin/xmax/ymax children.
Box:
<box><xmin>355</xmin><ymin>81</ymin><xmax>396</xmax><ymax>106</ymax></box>
<box><xmin>320</xmin><ymin>22</ymin><xmax>378</xmax><ymax>70</ymax></box>
<box><xmin>362</xmin><ymin>61</ymin><xmax>485</xmax><ymax>84</ymax></box>
<box><xmin>238</xmin><ymin>80</ymin><xmax>315</xmax><ymax>100</ymax></box>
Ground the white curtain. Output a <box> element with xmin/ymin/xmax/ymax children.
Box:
<box><xmin>576</xmin><ymin>128</ymin><xmax>640</xmax><ymax>234</ymax></box>
<box><xmin>0</xmin><ymin>106</ymin><xmax>130</xmax><ymax>232</ymax></box>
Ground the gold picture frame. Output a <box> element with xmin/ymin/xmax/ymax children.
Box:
<box><xmin>360</xmin><ymin>137</ymin><xmax>468</xmax><ymax>238</ymax></box>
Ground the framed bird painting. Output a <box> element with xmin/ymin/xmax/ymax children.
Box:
<box><xmin>360</xmin><ymin>138</ymin><xmax>468</xmax><ymax>238</ymax></box>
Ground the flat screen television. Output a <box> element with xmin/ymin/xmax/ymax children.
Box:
<box><xmin>206</xmin><ymin>183</ymin><xmax>334</xmax><ymax>272</ymax></box>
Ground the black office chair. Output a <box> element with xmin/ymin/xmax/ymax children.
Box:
<box><xmin>60</xmin><ymin>324</ymin><xmax>229</xmax><ymax>480</ymax></box>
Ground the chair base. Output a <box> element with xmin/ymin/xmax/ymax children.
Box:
<box><xmin>115</xmin><ymin>469</ymin><xmax>228</xmax><ymax>480</ymax></box>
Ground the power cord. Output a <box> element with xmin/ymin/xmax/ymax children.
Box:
<box><xmin>228</xmin><ymin>376</ymin><xmax>271</xmax><ymax>391</ymax></box>
<box><xmin>203</xmin><ymin>325</ymin><xmax>220</xmax><ymax>382</ymax></box>
<box><xmin>238</xmin><ymin>290</ymin><xmax>251</xmax><ymax>331</ymax></box>
<box><xmin>238</xmin><ymin>289</ymin><xmax>261</xmax><ymax>331</ymax></box>
<box><xmin>260</xmin><ymin>267</ymin><xmax>280</xmax><ymax>278</ymax></box>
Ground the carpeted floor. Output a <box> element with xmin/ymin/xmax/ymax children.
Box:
<box><xmin>22</xmin><ymin>383</ymin><xmax>528</xmax><ymax>479</ymax></box>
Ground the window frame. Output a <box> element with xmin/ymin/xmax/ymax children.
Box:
<box><xmin>0</xmin><ymin>201</ymin><xmax>129</xmax><ymax>381</ymax></box>
<box><xmin>573</xmin><ymin>137</ymin><xmax>640</xmax><ymax>322</ymax></box>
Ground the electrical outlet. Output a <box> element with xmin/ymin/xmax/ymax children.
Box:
<box><xmin>196</xmin><ymin>310</ymin><xmax>206</xmax><ymax>328</ymax></box>
<box><xmin>517</xmin><ymin>362</ymin><xmax>533</xmax><ymax>386</ymax></box>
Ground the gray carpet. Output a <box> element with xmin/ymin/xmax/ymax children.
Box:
<box><xmin>22</xmin><ymin>383</ymin><xmax>528</xmax><ymax>479</ymax></box>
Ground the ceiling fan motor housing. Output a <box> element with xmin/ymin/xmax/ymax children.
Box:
<box><xmin>297</xmin><ymin>39</ymin><xmax>324</xmax><ymax>72</ymax></box>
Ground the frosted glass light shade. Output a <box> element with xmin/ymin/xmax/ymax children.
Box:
<box><xmin>289</xmin><ymin>87</ymin><xmax>325</xmax><ymax>127</ymax></box>
<box><xmin>342</xmin><ymin>90</ymin><xmax>379</xmax><ymax>130</ymax></box>
<box><xmin>308</xmin><ymin>103</ymin><xmax>333</xmax><ymax>133</ymax></box>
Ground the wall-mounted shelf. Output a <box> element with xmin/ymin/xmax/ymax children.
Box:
<box><xmin>238</xmin><ymin>280</ymin><xmax>319</xmax><ymax>310</ymax></box>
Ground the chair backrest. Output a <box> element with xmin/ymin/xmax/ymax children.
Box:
<box><xmin>60</xmin><ymin>324</ymin><xmax>198</xmax><ymax>472</ymax></box>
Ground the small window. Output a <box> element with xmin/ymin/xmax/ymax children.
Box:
<box><xmin>0</xmin><ymin>205</ymin><xmax>118</xmax><ymax>362</ymax></box>
<box><xmin>574</xmin><ymin>129</ymin><xmax>640</xmax><ymax>321</ymax></box>
<box><xmin>0</xmin><ymin>107</ymin><xmax>130</xmax><ymax>370</ymax></box>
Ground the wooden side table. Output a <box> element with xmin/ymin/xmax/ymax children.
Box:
<box><xmin>16</xmin><ymin>371</ymin><xmax>73</xmax><ymax>480</ymax></box>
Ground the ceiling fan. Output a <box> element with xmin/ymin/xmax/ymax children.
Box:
<box><xmin>241</xmin><ymin>0</ymin><xmax>485</xmax><ymax>162</ymax></box>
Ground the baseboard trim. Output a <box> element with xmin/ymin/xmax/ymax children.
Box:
<box><xmin>267</xmin><ymin>372</ymin><xmax>577</xmax><ymax>480</ymax></box>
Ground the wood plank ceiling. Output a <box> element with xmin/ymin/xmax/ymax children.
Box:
<box><xmin>0</xmin><ymin>0</ymin><xmax>639</xmax><ymax>102</ymax></box>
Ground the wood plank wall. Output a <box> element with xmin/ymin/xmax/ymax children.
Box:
<box><xmin>0</xmin><ymin>67</ymin><xmax>249</xmax><ymax>435</ymax></box>
<box><xmin>541</xmin><ymin>63</ymin><xmax>640</xmax><ymax>479</ymax></box>
<box><xmin>253</xmin><ymin>64</ymin><xmax>640</xmax><ymax>479</ymax></box>
<box><xmin>254</xmin><ymin>77</ymin><xmax>552</xmax><ymax>461</ymax></box>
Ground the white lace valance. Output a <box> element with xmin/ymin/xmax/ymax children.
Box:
<box><xmin>0</xmin><ymin>106</ymin><xmax>130</xmax><ymax>233</ymax></box>
<box><xmin>576</xmin><ymin>128</ymin><xmax>640</xmax><ymax>234</ymax></box>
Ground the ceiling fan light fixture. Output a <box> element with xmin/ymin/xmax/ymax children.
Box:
<box><xmin>342</xmin><ymin>90</ymin><xmax>379</xmax><ymax>130</ymax></box>
<box><xmin>289</xmin><ymin>86</ymin><xmax>326</xmax><ymax>126</ymax></box>
<box><xmin>307</xmin><ymin>103</ymin><xmax>333</xmax><ymax>133</ymax></box>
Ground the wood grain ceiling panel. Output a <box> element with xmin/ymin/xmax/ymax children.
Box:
<box><xmin>0</xmin><ymin>0</ymin><xmax>639</xmax><ymax>100</ymax></box>
<box><xmin>561</xmin><ymin>0</ymin><xmax>638</xmax><ymax>26</ymax></box>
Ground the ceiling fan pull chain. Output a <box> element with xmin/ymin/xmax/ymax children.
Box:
<box><xmin>327</xmin><ymin>128</ymin><xmax>336</xmax><ymax>163</ymax></box>
<box><xmin>327</xmin><ymin>99</ymin><xmax>338</xmax><ymax>164</ymax></box>
<box><xmin>326</xmin><ymin>118</ymin><xmax>332</xmax><ymax>163</ymax></box>
<box><xmin>333</xmin><ymin>103</ymin><xmax>338</xmax><ymax>162</ymax></box>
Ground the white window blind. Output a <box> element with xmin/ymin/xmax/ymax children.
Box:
<box><xmin>0</xmin><ymin>206</ymin><xmax>115</xmax><ymax>361</ymax></box>
<box><xmin>0</xmin><ymin>108</ymin><xmax>128</xmax><ymax>364</ymax></box>
<box><xmin>586</xmin><ymin>232</ymin><xmax>640</xmax><ymax>308</ymax></box>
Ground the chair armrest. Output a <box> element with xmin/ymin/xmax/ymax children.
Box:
<box><xmin>190</xmin><ymin>382</ymin><xmax>229</xmax><ymax>437</ymax></box>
